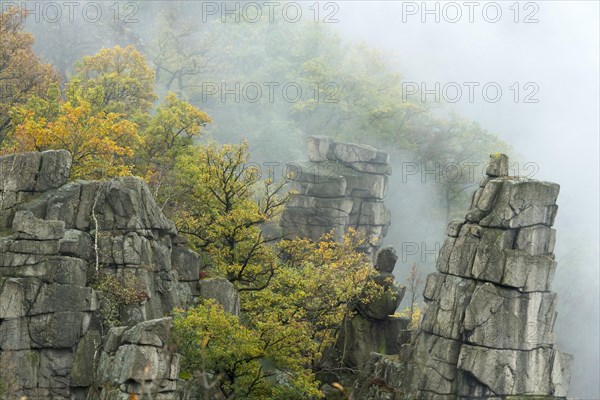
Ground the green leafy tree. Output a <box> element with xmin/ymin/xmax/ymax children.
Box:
<box><xmin>71</xmin><ymin>45</ymin><xmax>157</xmax><ymax>118</ymax></box>
<box><xmin>169</xmin><ymin>141</ymin><xmax>290</xmax><ymax>291</ymax></box>
<box><xmin>136</xmin><ymin>92</ymin><xmax>212</xmax><ymax>197</ymax></box>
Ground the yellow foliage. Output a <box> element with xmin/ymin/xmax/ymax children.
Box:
<box><xmin>72</xmin><ymin>45</ymin><xmax>157</xmax><ymax>116</ymax></box>
<box><xmin>396</xmin><ymin>304</ymin><xmax>422</xmax><ymax>330</ymax></box>
<box><xmin>7</xmin><ymin>98</ymin><xmax>140</xmax><ymax>180</ymax></box>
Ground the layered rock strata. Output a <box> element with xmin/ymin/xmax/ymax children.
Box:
<box><xmin>355</xmin><ymin>154</ymin><xmax>573</xmax><ymax>400</ymax></box>
<box><xmin>281</xmin><ymin>136</ymin><xmax>392</xmax><ymax>258</ymax></box>
<box><xmin>0</xmin><ymin>151</ymin><xmax>239</xmax><ymax>399</ymax></box>
<box><xmin>336</xmin><ymin>246</ymin><xmax>410</xmax><ymax>369</ymax></box>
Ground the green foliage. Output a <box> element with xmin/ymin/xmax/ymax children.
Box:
<box><xmin>173</xmin><ymin>299</ymin><xmax>322</xmax><ymax>400</ymax></box>
<box><xmin>147</xmin><ymin>8</ymin><xmax>511</xmax><ymax>218</ymax></box>
<box><xmin>172</xmin><ymin>229</ymin><xmax>380</xmax><ymax>399</ymax></box>
<box><xmin>169</xmin><ymin>140</ymin><xmax>290</xmax><ymax>291</ymax></box>
<box><xmin>92</xmin><ymin>270</ymin><xmax>150</xmax><ymax>306</ymax></box>
<box><xmin>1</xmin><ymin>44</ymin><xmax>211</xmax><ymax>183</ymax></box>
<box><xmin>135</xmin><ymin>92</ymin><xmax>212</xmax><ymax>197</ymax></box>
<box><xmin>91</xmin><ymin>269</ymin><xmax>150</xmax><ymax>328</ymax></box>
<box><xmin>5</xmin><ymin>84</ymin><xmax>140</xmax><ymax>179</ymax></box>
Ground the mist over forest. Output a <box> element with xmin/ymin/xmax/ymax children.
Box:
<box><xmin>1</xmin><ymin>1</ymin><xmax>598</xmax><ymax>398</ymax></box>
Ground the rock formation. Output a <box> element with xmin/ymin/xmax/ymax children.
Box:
<box><xmin>281</xmin><ymin>137</ymin><xmax>411</xmax><ymax>372</ymax></box>
<box><xmin>0</xmin><ymin>149</ymin><xmax>575</xmax><ymax>400</ymax></box>
<box><xmin>281</xmin><ymin>136</ymin><xmax>392</xmax><ymax>259</ymax></box>
<box><xmin>335</xmin><ymin>246</ymin><xmax>411</xmax><ymax>370</ymax></box>
<box><xmin>0</xmin><ymin>151</ymin><xmax>239</xmax><ymax>399</ymax></box>
<box><xmin>354</xmin><ymin>154</ymin><xmax>573</xmax><ymax>399</ymax></box>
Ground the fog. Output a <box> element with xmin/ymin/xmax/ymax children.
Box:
<box><xmin>9</xmin><ymin>0</ymin><xmax>598</xmax><ymax>397</ymax></box>
<box><xmin>337</xmin><ymin>2</ymin><xmax>599</xmax><ymax>397</ymax></box>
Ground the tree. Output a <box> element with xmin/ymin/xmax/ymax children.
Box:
<box><xmin>72</xmin><ymin>45</ymin><xmax>157</xmax><ymax>118</ymax></box>
<box><xmin>170</xmin><ymin>141</ymin><xmax>290</xmax><ymax>291</ymax></box>
<box><xmin>0</xmin><ymin>6</ymin><xmax>59</xmax><ymax>145</ymax></box>
<box><xmin>174</xmin><ymin>299</ymin><xmax>322</xmax><ymax>400</ymax></box>
<box><xmin>150</xmin><ymin>6</ymin><xmax>223</xmax><ymax>95</ymax></box>
<box><xmin>6</xmin><ymin>87</ymin><xmax>140</xmax><ymax>179</ymax></box>
<box><xmin>173</xmin><ymin>231</ymin><xmax>378</xmax><ymax>400</ymax></box>
<box><xmin>136</xmin><ymin>92</ymin><xmax>212</xmax><ymax>197</ymax></box>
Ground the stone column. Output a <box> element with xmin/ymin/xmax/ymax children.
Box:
<box><xmin>409</xmin><ymin>153</ymin><xmax>573</xmax><ymax>399</ymax></box>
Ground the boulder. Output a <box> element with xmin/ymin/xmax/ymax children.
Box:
<box><xmin>198</xmin><ymin>278</ymin><xmax>240</xmax><ymax>316</ymax></box>
<box><xmin>375</xmin><ymin>246</ymin><xmax>398</xmax><ymax>273</ymax></box>
<box><xmin>307</xmin><ymin>135</ymin><xmax>334</xmax><ymax>162</ymax></box>
<box><xmin>457</xmin><ymin>345</ymin><xmax>573</xmax><ymax>398</ymax></box>
<box><xmin>485</xmin><ymin>153</ymin><xmax>509</xmax><ymax>177</ymax></box>
<box><xmin>12</xmin><ymin>211</ymin><xmax>65</xmax><ymax>240</ymax></box>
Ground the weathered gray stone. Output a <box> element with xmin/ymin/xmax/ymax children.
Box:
<box><xmin>38</xmin><ymin>349</ymin><xmax>73</xmax><ymax>388</ymax></box>
<box><xmin>475</xmin><ymin>179</ymin><xmax>503</xmax><ymax>212</ymax></box>
<box><xmin>469</xmin><ymin>228</ymin><xmax>516</xmax><ymax>283</ymax></box>
<box><xmin>0</xmin><ymin>317</ymin><xmax>31</xmax><ymax>350</ymax></box>
<box><xmin>45</xmin><ymin>182</ymin><xmax>81</xmax><ymax>228</ymax></box>
<box><xmin>103</xmin><ymin>326</ymin><xmax>128</xmax><ymax>353</ymax></box>
<box><xmin>171</xmin><ymin>245</ymin><xmax>202</xmax><ymax>281</ymax></box>
<box><xmin>345</xmin><ymin>170</ymin><xmax>388</xmax><ymax>199</ymax></box>
<box><xmin>98</xmin><ymin>177</ymin><xmax>176</xmax><ymax>232</ymax></box>
<box><xmin>421</xmin><ymin>273</ymin><xmax>477</xmax><ymax>340</ymax></box>
<box><xmin>337</xmin><ymin>314</ymin><xmax>410</xmax><ymax>368</ymax></box>
<box><xmin>13</xmin><ymin>210</ymin><xmax>65</xmax><ymax>240</ymax></box>
<box><xmin>29</xmin><ymin>311</ymin><xmax>88</xmax><ymax>348</ymax></box>
<box><xmin>501</xmin><ymin>250</ymin><xmax>556</xmax><ymax>292</ymax></box>
<box><xmin>0</xmin><ymin>277</ymin><xmax>42</xmax><ymax>318</ymax></box>
<box><xmin>445</xmin><ymin>224</ymin><xmax>481</xmax><ymax>277</ymax></box>
<box><xmin>30</xmin><ymin>284</ymin><xmax>97</xmax><ymax>315</ymax></box>
<box><xmin>71</xmin><ymin>330</ymin><xmax>102</xmax><ymax>387</ymax></box>
<box><xmin>358</xmin><ymin>201</ymin><xmax>391</xmax><ymax>226</ymax></box>
<box><xmin>375</xmin><ymin>246</ymin><xmax>397</xmax><ymax>273</ymax></box>
<box><xmin>412</xmin><ymin>332</ymin><xmax>463</xmax><ymax>395</ymax></box>
<box><xmin>198</xmin><ymin>278</ymin><xmax>240</xmax><ymax>316</ymax></box>
<box><xmin>435</xmin><ymin>236</ymin><xmax>455</xmax><ymax>274</ymax></box>
<box><xmin>358</xmin><ymin>279</ymin><xmax>405</xmax><ymax>320</ymax></box>
<box><xmin>0</xmin><ymin>151</ymin><xmax>42</xmax><ymax>192</ymax></box>
<box><xmin>514</xmin><ymin>224</ymin><xmax>556</xmax><ymax>255</ymax></box>
<box><xmin>332</xmin><ymin>142</ymin><xmax>389</xmax><ymax>165</ymax></box>
<box><xmin>445</xmin><ymin>220</ymin><xmax>465</xmax><ymax>237</ymax></box>
<box><xmin>0</xmin><ymin>257</ymin><xmax>87</xmax><ymax>286</ymax></box>
<box><xmin>457</xmin><ymin>345</ymin><xmax>573</xmax><ymax>398</ymax></box>
<box><xmin>0</xmin><ymin>151</ymin><xmax>215</xmax><ymax>399</ymax></box>
<box><xmin>121</xmin><ymin>317</ymin><xmax>172</xmax><ymax>347</ymax></box>
<box><xmin>112</xmin><ymin>345</ymin><xmax>171</xmax><ymax>383</ymax></box>
<box><xmin>479</xmin><ymin>179</ymin><xmax>560</xmax><ymax>228</ymax></box>
<box><xmin>287</xmin><ymin>195</ymin><xmax>354</xmax><ymax>214</ymax></box>
<box><xmin>58</xmin><ymin>230</ymin><xmax>93</xmax><ymax>260</ymax></box>
<box><xmin>307</xmin><ymin>135</ymin><xmax>334</xmax><ymax>162</ymax></box>
<box><xmin>485</xmin><ymin>153</ymin><xmax>509</xmax><ymax>177</ymax></box>
<box><xmin>0</xmin><ymin>349</ymin><xmax>40</xmax><ymax>388</ymax></box>
<box><xmin>9</xmin><ymin>239</ymin><xmax>60</xmax><ymax>255</ymax></box>
<box><xmin>463</xmin><ymin>283</ymin><xmax>557</xmax><ymax>350</ymax></box>
<box><xmin>35</xmin><ymin>150</ymin><xmax>72</xmax><ymax>192</ymax></box>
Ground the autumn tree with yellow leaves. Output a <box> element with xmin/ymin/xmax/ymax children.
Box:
<box><xmin>6</xmin><ymin>85</ymin><xmax>140</xmax><ymax>179</ymax></box>
<box><xmin>0</xmin><ymin>6</ymin><xmax>59</xmax><ymax>144</ymax></box>
<box><xmin>174</xmin><ymin>231</ymin><xmax>377</xmax><ymax>399</ymax></box>
<box><xmin>0</xmin><ymin>10</ymin><xmax>396</xmax><ymax>397</ymax></box>
<box><xmin>1</xmin><ymin>39</ymin><xmax>210</xmax><ymax>182</ymax></box>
